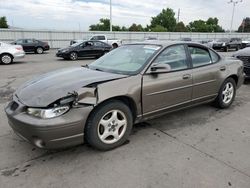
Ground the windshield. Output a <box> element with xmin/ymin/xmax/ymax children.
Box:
<box><xmin>71</xmin><ymin>42</ymin><xmax>83</xmax><ymax>47</ymax></box>
<box><xmin>89</xmin><ymin>44</ymin><xmax>161</xmax><ymax>75</ymax></box>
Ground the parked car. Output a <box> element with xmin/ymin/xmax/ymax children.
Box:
<box><xmin>0</xmin><ymin>42</ymin><xmax>25</xmax><ymax>64</ymax></box>
<box><xmin>180</xmin><ymin>38</ymin><xmax>192</xmax><ymax>41</ymax></box>
<box><xmin>70</xmin><ymin>35</ymin><xmax>122</xmax><ymax>48</ymax></box>
<box><xmin>210</xmin><ymin>38</ymin><xmax>242</xmax><ymax>52</ymax></box>
<box><xmin>11</xmin><ymin>39</ymin><xmax>50</xmax><ymax>54</ymax></box>
<box><xmin>242</xmin><ymin>38</ymin><xmax>250</xmax><ymax>48</ymax></box>
<box><xmin>57</xmin><ymin>40</ymin><xmax>112</xmax><ymax>60</ymax></box>
<box><xmin>5</xmin><ymin>41</ymin><xmax>244</xmax><ymax>150</ymax></box>
<box><xmin>144</xmin><ymin>37</ymin><xmax>158</xmax><ymax>40</ymax></box>
<box><xmin>233</xmin><ymin>47</ymin><xmax>250</xmax><ymax>78</ymax></box>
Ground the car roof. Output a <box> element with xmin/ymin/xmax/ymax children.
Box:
<box><xmin>126</xmin><ymin>40</ymin><xmax>208</xmax><ymax>48</ymax></box>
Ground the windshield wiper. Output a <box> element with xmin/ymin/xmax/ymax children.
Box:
<box><xmin>81</xmin><ymin>64</ymin><xmax>89</xmax><ymax>69</ymax></box>
<box><xmin>94</xmin><ymin>68</ymin><xmax>105</xmax><ymax>72</ymax></box>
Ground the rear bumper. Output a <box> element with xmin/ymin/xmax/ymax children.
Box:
<box><xmin>13</xmin><ymin>51</ymin><xmax>25</xmax><ymax>59</ymax></box>
<box><xmin>44</xmin><ymin>45</ymin><xmax>50</xmax><ymax>51</ymax></box>
<box><xmin>5</xmin><ymin>100</ymin><xmax>93</xmax><ymax>149</ymax></box>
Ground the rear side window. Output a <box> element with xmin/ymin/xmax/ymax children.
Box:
<box><xmin>27</xmin><ymin>39</ymin><xmax>34</xmax><ymax>44</ymax></box>
<box><xmin>97</xmin><ymin>36</ymin><xmax>105</xmax><ymax>40</ymax></box>
<box><xmin>209</xmin><ymin>49</ymin><xmax>220</xmax><ymax>63</ymax></box>
<box><xmin>154</xmin><ymin>45</ymin><xmax>188</xmax><ymax>71</ymax></box>
<box><xmin>94</xmin><ymin>41</ymin><xmax>105</xmax><ymax>47</ymax></box>
<box><xmin>188</xmin><ymin>46</ymin><xmax>212</xmax><ymax>68</ymax></box>
<box><xmin>16</xmin><ymin>39</ymin><xmax>23</xmax><ymax>44</ymax></box>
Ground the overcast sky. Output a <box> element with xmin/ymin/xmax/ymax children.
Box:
<box><xmin>0</xmin><ymin>0</ymin><xmax>249</xmax><ymax>31</ymax></box>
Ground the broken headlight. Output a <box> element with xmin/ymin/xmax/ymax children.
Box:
<box><xmin>27</xmin><ymin>105</ymin><xmax>70</xmax><ymax>119</ymax></box>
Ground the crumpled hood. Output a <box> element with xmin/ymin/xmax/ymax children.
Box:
<box><xmin>15</xmin><ymin>67</ymin><xmax>127</xmax><ymax>107</ymax></box>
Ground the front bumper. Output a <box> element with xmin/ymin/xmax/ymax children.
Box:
<box><xmin>5</xmin><ymin>99</ymin><xmax>93</xmax><ymax>149</ymax></box>
<box><xmin>212</xmin><ymin>44</ymin><xmax>224</xmax><ymax>50</ymax></box>
<box><xmin>56</xmin><ymin>52</ymin><xmax>69</xmax><ymax>58</ymax></box>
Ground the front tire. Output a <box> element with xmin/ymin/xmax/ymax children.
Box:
<box><xmin>214</xmin><ymin>78</ymin><xmax>236</xmax><ymax>109</ymax></box>
<box><xmin>85</xmin><ymin>100</ymin><xmax>133</xmax><ymax>150</ymax></box>
<box><xmin>69</xmin><ymin>52</ymin><xmax>78</xmax><ymax>60</ymax></box>
<box><xmin>0</xmin><ymin>54</ymin><xmax>13</xmax><ymax>64</ymax></box>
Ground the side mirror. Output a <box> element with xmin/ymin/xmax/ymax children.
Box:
<box><xmin>149</xmin><ymin>63</ymin><xmax>171</xmax><ymax>73</ymax></box>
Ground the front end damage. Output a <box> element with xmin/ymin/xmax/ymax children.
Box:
<box><xmin>4</xmin><ymin>87</ymin><xmax>100</xmax><ymax>149</ymax></box>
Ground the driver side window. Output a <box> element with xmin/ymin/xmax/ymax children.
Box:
<box><xmin>154</xmin><ymin>45</ymin><xmax>188</xmax><ymax>71</ymax></box>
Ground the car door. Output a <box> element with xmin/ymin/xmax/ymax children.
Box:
<box><xmin>187</xmin><ymin>45</ymin><xmax>220</xmax><ymax>102</ymax></box>
<box><xmin>78</xmin><ymin>41</ymin><xmax>95</xmax><ymax>57</ymax></box>
<box><xmin>142</xmin><ymin>44</ymin><xmax>193</xmax><ymax>116</ymax></box>
<box><xmin>21</xmin><ymin>39</ymin><xmax>35</xmax><ymax>52</ymax></box>
<box><xmin>93</xmin><ymin>41</ymin><xmax>106</xmax><ymax>56</ymax></box>
<box><xmin>26</xmin><ymin>39</ymin><xmax>36</xmax><ymax>52</ymax></box>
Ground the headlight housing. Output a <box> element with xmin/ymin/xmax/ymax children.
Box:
<box><xmin>27</xmin><ymin>105</ymin><xmax>70</xmax><ymax>119</ymax></box>
<box><xmin>62</xmin><ymin>49</ymin><xmax>69</xmax><ymax>53</ymax></box>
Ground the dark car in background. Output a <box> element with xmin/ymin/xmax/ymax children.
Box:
<box><xmin>11</xmin><ymin>39</ymin><xmax>50</xmax><ymax>54</ymax></box>
<box><xmin>233</xmin><ymin>47</ymin><xmax>250</xmax><ymax>78</ymax></box>
<box><xmin>180</xmin><ymin>37</ymin><xmax>192</xmax><ymax>41</ymax></box>
<box><xmin>56</xmin><ymin>40</ymin><xmax>112</xmax><ymax>60</ymax></box>
<box><xmin>211</xmin><ymin>38</ymin><xmax>242</xmax><ymax>52</ymax></box>
<box><xmin>242</xmin><ymin>38</ymin><xmax>250</xmax><ymax>48</ymax></box>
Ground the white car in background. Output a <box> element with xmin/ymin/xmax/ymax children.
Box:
<box><xmin>0</xmin><ymin>42</ymin><xmax>25</xmax><ymax>64</ymax></box>
<box><xmin>70</xmin><ymin>35</ymin><xmax>122</xmax><ymax>48</ymax></box>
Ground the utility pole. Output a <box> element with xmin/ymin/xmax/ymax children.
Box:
<box><xmin>228</xmin><ymin>0</ymin><xmax>243</xmax><ymax>33</ymax></box>
<box><xmin>110</xmin><ymin>0</ymin><xmax>112</xmax><ymax>32</ymax></box>
<box><xmin>177</xmin><ymin>8</ymin><xmax>180</xmax><ymax>23</ymax></box>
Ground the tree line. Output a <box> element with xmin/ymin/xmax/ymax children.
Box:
<box><xmin>89</xmin><ymin>8</ymin><xmax>250</xmax><ymax>33</ymax></box>
<box><xmin>1</xmin><ymin>9</ymin><xmax>250</xmax><ymax>32</ymax></box>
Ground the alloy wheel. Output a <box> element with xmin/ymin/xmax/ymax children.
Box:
<box><xmin>70</xmin><ymin>52</ymin><xmax>78</xmax><ymax>60</ymax></box>
<box><xmin>36</xmin><ymin>47</ymin><xmax>43</xmax><ymax>54</ymax></box>
<box><xmin>1</xmin><ymin>55</ymin><xmax>12</xmax><ymax>64</ymax></box>
<box><xmin>97</xmin><ymin>110</ymin><xmax>127</xmax><ymax>144</ymax></box>
<box><xmin>222</xmin><ymin>82</ymin><xmax>234</xmax><ymax>104</ymax></box>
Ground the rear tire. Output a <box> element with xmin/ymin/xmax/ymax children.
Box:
<box><xmin>214</xmin><ymin>78</ymin><xmax>236</xmax><ymax>109</ymax></box>
<box><xmin>85</xmin><ymin>100</ymin><xmax>133</xmax><ymax>151</ymax></box>
<box><xmin>0</xmin><ymin>54</ymin><xmax>13</xmax><ymax>64</ymax></box>
<box><xmin>36</xmin><ymin>47</ymin><xmax>44</xmax><ymax>54</ymax></box>
<box><xmin>112</xmin><ymin>43</ymin><xmax>118</xmax><ymax>48</ymax></box>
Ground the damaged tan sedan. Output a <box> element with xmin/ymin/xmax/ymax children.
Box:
<box><xmin>5</xmin><ymin>42</ymin><xmax>244</xmax><ymax>150</ymax></box>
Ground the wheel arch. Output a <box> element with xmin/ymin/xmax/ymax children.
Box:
<box><xmin>36</xmin><ymin>46</ymin><xmax>44</xmax><ymax>50</ymax></box>
<box><xmin>112</xmin><ymin>43</ymin><xmax>118</xmax><ymax>48</ymax></box>
<box><xmin>227</xmin><ymin>74</ymin><xmax>238</xmax><ymax>86</ymax></box>
<box><xmin>88</xmin><ymin>96</ymin><xmax>138</xmax><ymax>122</ymax></box>
<box><xmin>0</xmin><ymin>52</ymin><xmax>14</xmax><ymax>59</ymax></box>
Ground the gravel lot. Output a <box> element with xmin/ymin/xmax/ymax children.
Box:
<box><xmin>1</xmin><ymin>50</ymin><xmax>250</xmax><ymax>188</ymax></box>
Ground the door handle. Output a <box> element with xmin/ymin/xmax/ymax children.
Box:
<box><xmin>183</xmin><ymin>74</ymin><xmax>191</xmax><ymax>80</ymax></box>
<box><xmin>220</xmin><ymin>66</ymin><xmax>226</xmax><ymax>71</ymax></box>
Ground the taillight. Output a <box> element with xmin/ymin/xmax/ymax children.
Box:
<box><xmin>16</xmin><ymin>47</ymin><xmax>22</xmax><ymax>51</ymax></box>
